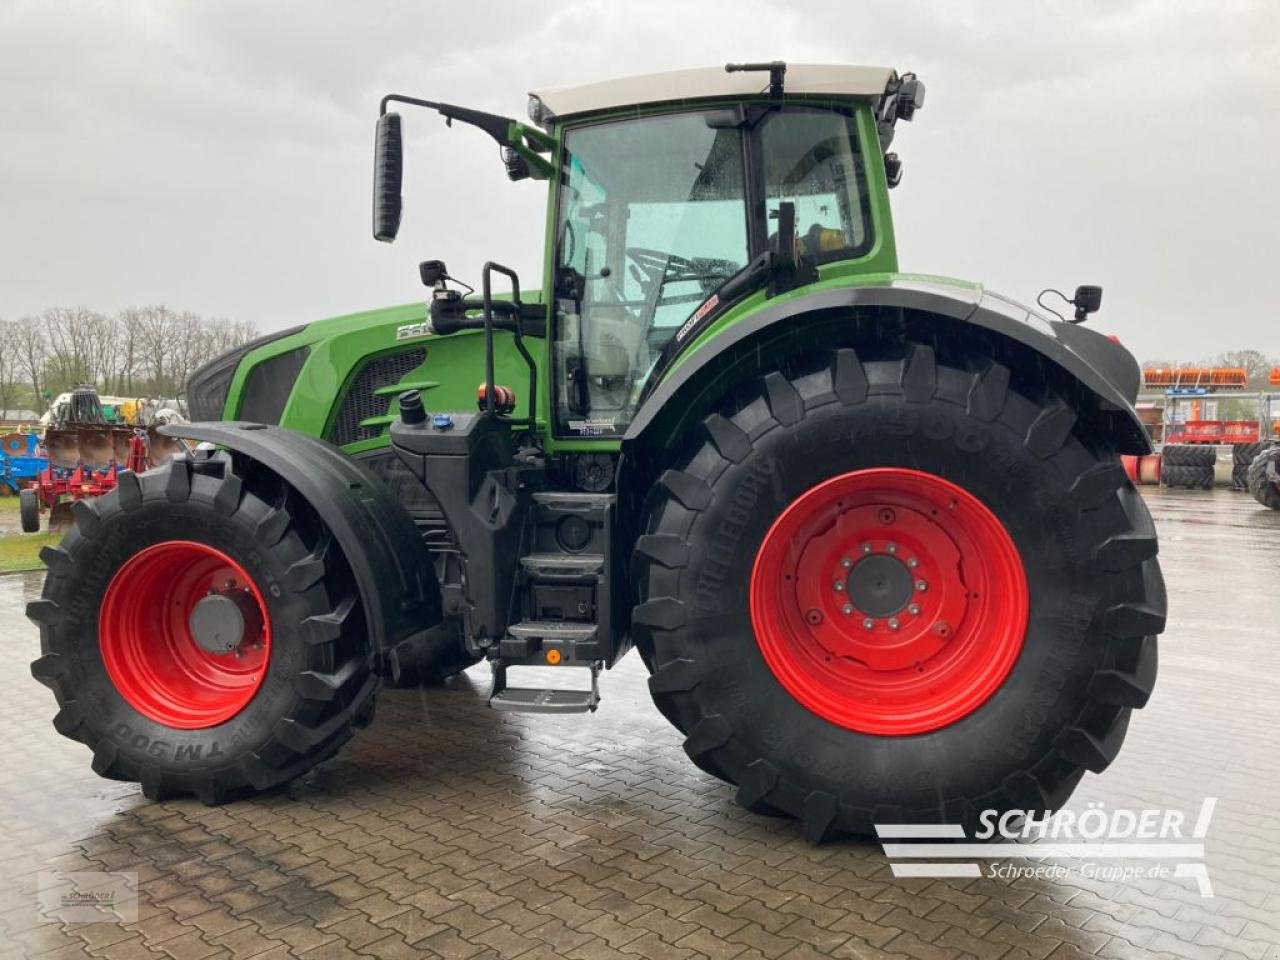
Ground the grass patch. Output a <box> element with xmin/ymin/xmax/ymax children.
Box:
<box><xmin>0</xmin><ymin>532</ymin><xmax>59</xmax><ymax>573</ymax></box>
<box><xmin>0</xmin><ymin>495</ymin><xmax>20</xmax><ymax>513</ymax></box>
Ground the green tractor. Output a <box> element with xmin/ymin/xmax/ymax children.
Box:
<box><xmin>29</xmin><ymin>63</ymin><xmax>1166</xmax><ymax>838</ymax></box>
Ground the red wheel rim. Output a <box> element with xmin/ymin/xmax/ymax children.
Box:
<box><xmin>750</xmin><ymin>468</ymin><xmax>1028</xmax><ymax>735</ymax></box>
<box><xmin>99</xmin><ymin>540</ymin><xmax>272</xmax><ymax>729</ymax></box>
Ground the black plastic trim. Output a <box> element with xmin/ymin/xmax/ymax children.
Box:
<box><xmin>159</xmin><ymin>422</ymin><xmax>442</xmax><ymax>653</ymax></box>
<box><xmin>185</xmin><ymin>324</ymin><xmax>306</xmax><ymax>421</ymax></box>
<box><xmin>239</xmin><ymin>346</ymin><xmax>310</xmax><ymax>425</ymax></box>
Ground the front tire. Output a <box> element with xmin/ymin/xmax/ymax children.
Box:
<box><xmin>19</xmin><ymin>487</ymin><xmax>40</xmax><ymax>532</ymax></box>
<box><xmin>27</xmin><ymin>455</ymin><xmax>378</xmax><ymax>803</ymax></box>
<box><xmin>633</xmin><ymin>345</ymin><xmax>1165</xmax><ymax>840</ymax></box>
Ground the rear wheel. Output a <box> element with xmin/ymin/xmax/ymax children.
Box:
<box><xmin>634</xmin><ymin>345</ymin><xmax>1165</xmax><ymax>840</ymax></box>
<box><xmin>19</xmin><ymin>488</ymin><xmax>40</xmax><ymax>532</ymax></box>
<box><xmin>28</xmin><ymin>454</ymin><xmax>378</xmax><ymax>803</ymax></box>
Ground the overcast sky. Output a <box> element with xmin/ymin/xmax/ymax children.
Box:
<box><xmin>2</xmin><ymin>0</ymin><xmax>1276</xmax><ymax>362</ymax></box>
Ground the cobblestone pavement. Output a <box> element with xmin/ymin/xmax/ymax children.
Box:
<box><xmin>1</xmin><ymin>487</ymin><xmax>1278</xmax><ymax>960</ymax></box>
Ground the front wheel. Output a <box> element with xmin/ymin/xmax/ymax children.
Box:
<box><xmin>28</xmin><ymin>455</ymin><xmax>378</xmax><ymax>803</ymax></box>
<box><xmin>633</xmin><ymin>345</ymin><xmax>1166</xmax><ymax>840</ymax></box>
<box><xmin>19</xmin><ymin>487</ymin><xmax>40</xmax><ymax>532</ymax></box>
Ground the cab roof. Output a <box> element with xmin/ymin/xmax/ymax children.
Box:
<box><xmin>530</xmin><ymin>63</ymin><xmax>896</xmax><ymax>122</ymax></box>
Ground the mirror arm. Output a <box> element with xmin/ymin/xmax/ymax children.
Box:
<box><xmin>380</xmin><ymin>93</ymin><xmax>518</xmax><ymax>148</ymax></box>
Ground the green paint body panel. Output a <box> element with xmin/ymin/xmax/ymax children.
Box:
<box><xmin>217</xmin><ymin>100</ymin><xmax>953</xmax><ymax>460</ymax></box>
<box><xmin>220</xmin><ymin>299</ymin><xmax>548</xmax><ymax>457</ymax></box>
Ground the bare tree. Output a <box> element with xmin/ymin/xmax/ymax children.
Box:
<box><xmin>6</xmin><ymin>308</ymin><xmax>257</xmax><ymax>407</ymax></box>
<box><xmin>133</xmin><ymin>305</ymin><xmax>179</xmax><ymax>395</ymax></box>
<box><xmin>14</xmin><ymin>318</ymin><xmax>48</xmax><ymax>412</ymax></box>
<box><xmin>0</xmin><ymin>319</ymin><xmax>17</xmax><ymax>414</ymax></box>
<box><xmin>1215</xmin><ymin>349</ymin><xmax>1273</xmax><ymax>390</ymax></box>
<box><xmin>111</xmin><ymin>309</ymin><xmax>142</xmax><ymax>394</ymax></box>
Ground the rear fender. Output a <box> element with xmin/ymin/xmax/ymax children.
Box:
<box><xmin>624</xmin><ymin>281</ymin><xmax>1151</xmax><ymax>456</ymax></box>
<box><xmin>159</xmin><ymin>422</ymin><xmax>442</xmax><ymax>652</ymax></box>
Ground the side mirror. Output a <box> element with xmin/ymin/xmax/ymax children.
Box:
<box><xmin>1073</xmin><ymin>284</ymin><xmax>1103</xmax><ymax>322</ymax></box>
<box><xmin>372</xmin><ymin>112</ymin><xmax>403</xmax><ymax>242</ymax></box>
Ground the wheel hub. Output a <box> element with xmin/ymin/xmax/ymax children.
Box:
<box><xmin>845</xmin><ymin>554</ymin><xmax>913</xmax><ymax>618</ymax></box>
<box><xmin>189</xmin><ymin>589</ymin><xmax>263</xmax><ymax>656</ymax></box>
<box><xmin>750</xmin><ymin>468</ymin><xmax>1028</xmax><ymax>735</ymax></box>
<box><xmin>99</xmin><ymin>541</ymin><xmax>272</xmax><ymax>729</ymax></box>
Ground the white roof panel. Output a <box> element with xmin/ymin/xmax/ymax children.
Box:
<box><xmin>531</xmin><ymin>63</ymin><xmax>895</xmax><ymax>121</ymax></box>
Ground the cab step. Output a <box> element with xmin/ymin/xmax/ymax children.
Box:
<box><xmin>489</xmin><ymin>686</ymin><xmax>599</xmax><ymax>714</ymax></box>
<box><xmin>488</xmin><ymin>659</ymin><xmax>601</xmax><ymax>714</ymax></box>
<box><xmin>500</xmin><ymin>620</ymin><xmax>599</xmax><ymax>660</ymax></box>
<box><xmin>519</xmin><ymin>553</ymin><xmax>604</xmax><ymax>578</ymax></box>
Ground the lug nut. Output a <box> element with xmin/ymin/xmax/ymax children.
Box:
<box><xmin>841</xmin><ymin>557</ymin><xmax>853</xmax><ymax>568</ymax></box>
<box><xmin>908</xmin><ymin>603</ymin><xmax>921</xmax><ymax>615</ymax></box>
<box><xmin>887</xmin><ymin>543</ymin><xmax>898</xmax><ymax>554</ymax></box>
<box><xmin>834</xmin><ymin>582</ymin><xmax>845</xmax><ymax>592</ymax></box>
<box><xmin>842</xmin><ymin>604</ymin><xmax>854</xmax><ymax>615</ymax></box>
<box><xmin>863</xmin><ymin>618</ymin><xmax>875</xmax><ymax>630</ymax></box>
<box><xmin>889</xmin><ymin>618</ymin><xmax>900</xmax><ymax>630</ymax></box>
<box><xmin>908</xmin><ymin>558</ymin><xmax>919</xmax><ymax>569</ymax></box>
<box><xmin>916</xmin><ymin>580</ymin><xmax>929</xmax><ymax>592</ymax></box>
<box><xmin>861</xmin><ymin>543</ymin><xmax>873</xmax><ymax>555</ymax></box>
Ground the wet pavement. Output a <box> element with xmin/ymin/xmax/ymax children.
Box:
<box><xmin>1</xmin><ymin>487</ymin><xmax>1278</xmax><ymax>960</ymax></box>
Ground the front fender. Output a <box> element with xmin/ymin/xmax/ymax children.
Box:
<box><xmin>625</xmin><ymin>279</ymin><xmax>1150</xmax><ymax>454</ymax></box>
<box><xmin>159</xmin><ymin>422</ymin><xmax>442</xmax><ymax>652</ymax></box>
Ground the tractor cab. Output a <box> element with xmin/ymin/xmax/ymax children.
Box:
<box><xmin>373</xmin><ymin>63</ymin><xmax>925</xmax><ymax>439</ymax></box>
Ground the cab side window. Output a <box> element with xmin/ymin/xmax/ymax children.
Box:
<box><xmin>760</xmin><ymin>110</ymin><xmax>872</xmax><ymax>264</ymax></box>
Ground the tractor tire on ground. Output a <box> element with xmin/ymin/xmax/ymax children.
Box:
<box><xmin>1247</xmin><ymin>447</ymin><xmax>1280</xmax><ymax>510</ymax></box>
<box><xmin>27</xmin><ymin>454</ymin><xmax>378</xmax><ymax>804</ymax></box>
<box><xmin>19</xmin><ymin>488</ymin><xmax>40</xmax><ymax>533</ymax></box>
<box><xmin>634</xmin><ymin>344</ymin><xmax>1165</xmax><ymax>840</ymax></box>
<box><xmin>1161</xmin><ymin>444</ymin><xmax>1216</xmax><ymax>468</ymax></box>
<box><xmin>1161</xmin><ymin>464</ymin><xmax>1214</xmax><ymax>490</ymax></box>
<box><xmin>1233</xmin><ymin>442</ymin><xmax>1267</xmax><ymax>466</ymax></box>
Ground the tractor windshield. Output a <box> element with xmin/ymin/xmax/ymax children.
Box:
<box><xmin>552</xmin><ymin>106</ymin><xmax>872</xmax><ymax>438</ymax></box>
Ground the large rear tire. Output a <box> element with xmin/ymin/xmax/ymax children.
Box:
<box><xmin>633</xmin><ymin>345</ymin><xmax>1165</xmax><ymax>840</ymax></box>
<box><xmin>1247</xmin><ymin>447</ymin><xmax>1280</xmax><ymax>510</ymax></box>
<box><xmin>27</xmin><ymin>454</ymin><xmax>378</xmax><ymax>803</ymax></box>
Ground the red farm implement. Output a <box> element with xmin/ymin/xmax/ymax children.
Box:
<box><xmin>21</xmin><ymin>426</ymin><xmax>185</xmax><ymax>532</ymax></box>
